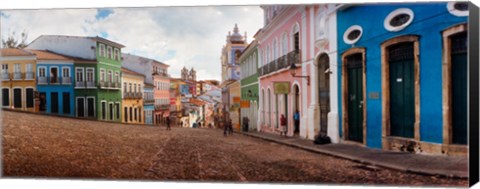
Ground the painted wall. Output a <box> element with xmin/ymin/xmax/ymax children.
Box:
<box><xmin>36</xmin><ymin>62</ymin><xmax>75</xmax><ymax>116</ymax></box>
<box><xmin>122</xmin><ymin>73</ymin><xmax>144</xmax><ymax>124</ymax></box>
<box><xmin>27</xmin><ymin>36</ymin><xmax>96</xmax><ymax>60</ymax></box>
<box><xmin>337</xmin><ymin>3</ymin><xmax>468</xmax><ymax>148</ymax></box>
<box><xmin>0</xmin><ymin>57</ymin><xmax>37</xmax><ymax>112</ymax></box>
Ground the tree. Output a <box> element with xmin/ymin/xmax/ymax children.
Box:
<box><xmin>2</xmin><ymin>30</ymin><xmax>28</xmax><ymax>49</ymax></box>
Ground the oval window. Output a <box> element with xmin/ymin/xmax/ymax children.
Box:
<box><xmin>447</xmin><ymin>2</ymin><xmax>469</xmax><ymax>17</ymax></box>
<box><xmin>384</xmin><ymin>8</ymin><xmax>414</xmax><ymax>32</ymax></box>
<box><xmin>343</xmin><ymin>25</ymin><xmax>363</xmax><ymax>45</ymax></box>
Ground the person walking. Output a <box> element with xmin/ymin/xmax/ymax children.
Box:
<box><xmin>228</xmin><ymin>119</ymin><xmax>233</xmax><ymax>135</ymax></box>
<box><xmin>280</xmin><ymin>114</ymin><xmax>287</xmax><ymax>137</ymax></box>
<box><xmin>166</xmin><ymin>116</ymin><xmax>171</xmax><ymax>130</ymax></box>
<box><xmin>293</xmin><ymin>110</ymin><xmax>300</xmax><ymax>134</ymax></box>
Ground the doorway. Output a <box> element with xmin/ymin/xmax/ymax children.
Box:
<box><xmin>293</xmin><ymin>85</ymin><xmax>300</xmax><ymax>135</ymax></box>
<box><xmin>450</xmin><ymin>32</ymin><xmax>467</xmax><ymax>145</ymax></box>
<box><xmin>346</xmin><ymin>53</ymin><xmax>364</xmax><ymax>142</ymax></box>
<box><xmin>318</xmin><ymin>54</ymin><xmax>330</xmax><ymax>136</ymax></box>
<box><xmin>77</xmin><ymin>98</ymin><xmax>85</xmax><ymax>117</ymax></box>
<box><xmin>51</xmin><ymin>92</ymin><xmax>59</xmax><ymax>113</ymax></box>
<box><xmin>13</xmin><ymin>88</ymin><xmax>22</xmax><ymax>109</ymax></box>
<box><xmin>39</xmin><ymin>92</ymin><xmax>47</xmax><ymax>112</ymax></box>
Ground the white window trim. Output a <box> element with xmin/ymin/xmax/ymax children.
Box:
<box><xmin>75</xmin><ymin>67</ymin><xmax>85</xmax><ymax>83</ymax></box>
<box><xmin>62</xmin><ymin>66</ymin><xmax>71</xmax><ymax>78</ymax></box>
<box><xmin>99</xmin><ymin>68</ymin><xmax>106</xmax><ymax>82</ymax></box>
<box><xmin>99</xmin><ymin>44</ymin><xmax>106</xmax><ymax>57</ymax></box>
<box><xmin>38</xmin><ymin>66</ymin><xmax>47</xmax><ymax>77</ymax></box>
<box><xmin>343</xmin><ymin>25</ymin><xmax>363</xmax><ymax>45</ymax></box>
<box><xmin>447</xmin><ymin>2</ymin><xmax>469</xmax><ymax>17</ymax></box>
<box><xmin>384</xmin><ymin>8</ymin><xmax>414</xmax><ymax>32</ymax></box>
<box><xmin>86</xmin><ymin>67</ymin><xmax>95</xmax><ymax>83</ymax></box>
<box><xmin>1</xmin><ymin>87</ymin><xmax>10</xmax><ymax>107</ymax></box>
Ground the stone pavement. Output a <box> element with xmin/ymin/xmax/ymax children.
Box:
<box><xmin>237</xmin><ymin>131</ymin><xmax>468</xmax><ymax>179</ymax></box>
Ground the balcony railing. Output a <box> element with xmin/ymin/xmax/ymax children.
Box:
<box><xmin>1</xmin><ymin>73</ymin><xmax>10</xmax><ymax>80</ymax></box>
<box><xmin>155</xmin><ymin>104</ymin><xmax>170</xmax><ymax>110</ymax></box>
<box><xmin>49</xmin><ymin>76</ymin><xmax>60</xmax><ymax>84</ymax></box>
<box><xmin>75</xmin><ymin>80</ymin><xmax>96</xmax><ymax>88</ymax></box>
<box><xmin>25</xmin><ymin>72</ymin><xmax>35</xmax><ymax>80</ymax></box>
<box><xmin>123</xmin><ymin>92</ymin><xmax>142</xmax><ymax>99</ymax></box>
<box><xmin>13</xmin><ymin>72</ymin><xmax>22</xmax><ymax>80</ymax></box>
<box><xmin>62</xmin><ymin>77</ymin><xmax>72</xmax><ymax>84</ymax></box>
<box><xmin>258</xmin><ymin>50</ymin><xmax>300</xmax><ymax>77</ymax></box>
<box><xmin>37</xmin><ymin>76</ymin><xmax>73</xmax><ymax>85</ymax></box>
<box><xmin>152</xmin><ymin>71</ymin><xmax>170</xmax><ymax>77</ymax></box>
<box><xmin>99</xmin><ymin>81</ymin><xmax>121</xmax><ymax>89</ymax></box>
<box><xmin>38</xmin><ymin>77</ymin><xmax>48</xmax><ymax>85</ymax></box>
<box><xmin>144</xmin><ymin>98</ymin><xmax>155</xmax><ymax>104</ymax></box>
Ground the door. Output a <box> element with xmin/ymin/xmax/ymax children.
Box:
<box><xmin>51</xmin><ymin>92</ymin><xmax>59</xmax><ymax>113</ymax></box>
<box><xmin>63</xmin><ymin>92</ymin><xmax>70</xmax><ymax>114</ymax></box>
<box><xmin>124</xmin><ymin>107</ymin><xmax>128</xmax><ymax>122</ymax></box>
<box><xmin>101</xmin><ymin>101</ymin><xmax>106</xmax><ymax>120</ymax></box>
<box><xmin>451</xmin><ymin>32</ymin><xmax>467</xmax><ymax>145</ymax></box>
<box><xmin>13</xmin><ymin>88</ymin><xmax>22</xmax><ymax>108</ymax></box>
<box><xmin>318</xmin><ymin>54</ymin><xmax>330</xmax><ymax>136</ymax></box>
<box><xmin>77</xmin><ymin>98</ymin><xmax>85</xmax><ymax>117</ymax></box>
<box><xmin>346</xmin><ymin>53</ymin><xmax>363</xmax><ymax>142</ymax></box>
<box><xmin>26</xmin><ymin>89</ymin><xmax>34</xmax><ymax>108</ymax></box>
<box><xmin>87</xmin><ymin>98</ymin><xmax>95</xmax><ymax>118</ymax></box>
<box><xmin>39</xmin><ymin>92</ymin><xmax>47</xmax><ymax>111</ymax></box>
<box><xmin>2</xmin><ymin>88</ymin><xmax>9</xmax><ymax>107</ymax></box>
<box><xmin>109</xmin><ymin>103</ymin><xmax>114</xmax><ymax>121</ymax></box>
<box><xmin>389</xmin><ymin>42</ymin><xmax>415</xmax><ymax>138</ymax></box>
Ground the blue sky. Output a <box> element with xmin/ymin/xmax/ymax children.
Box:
<box><xmin>0</xmin><ymin>5</ymin><xmax>263</xmax><ymax>81</ymax></box>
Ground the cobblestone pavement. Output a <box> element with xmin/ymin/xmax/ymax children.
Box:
<box><xmin>1</xmin><ymin>111</ymin><xmax>468</xmax><ymax>187</ymax></box>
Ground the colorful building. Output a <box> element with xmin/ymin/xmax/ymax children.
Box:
<box><xmin>121</xmin><ymin>67</ymin><xmax>145</xmax><ymax>124</ymax></box>
<box><xmin>122</xmin><ymin>53</ymin><xmax>170</xmax><ymax>125</ymax></box>
<box><xmin>0</xmin><ymin>48</ymin><xmax>36</xmax><ymax>112</ymax></box>
<box><xmin>27</xmin><ymin>35</ymin><xmax>125</xmax><ymax>121</ymax></box>
<box><xmin>239</xmin><ymin>37</ymin><xmax>259</xmax><ymax>132</ymax></box>
<box><xmin>143</xmin><ymin>83</ymin><xmax>155</xmax><ymax>125</ymax></box>
<box><xmin>336</xmin><ymin>2</ymin><xmax>468</xmax><ymax>155</ymax></box>
<box><xmin>30</xmin><ymin>50</ymin><xmax>75</xmax><ymax>116</ymax></box>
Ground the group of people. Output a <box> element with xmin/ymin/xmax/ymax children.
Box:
<box><xmin>279</xmin><ymin>110</ymin><xmax>300</xmax><ymax>137</ymax></box>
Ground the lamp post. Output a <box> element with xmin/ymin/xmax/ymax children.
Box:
<box><xmin>289</xmin><ymin>63</ymin><xmax>310</xmax><ymax>85</ymax></box>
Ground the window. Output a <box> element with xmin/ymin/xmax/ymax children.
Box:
<box><xmin>129</xmin><ymin>83</ymin><xmax>132</xmax><ymax>92</ymax></box>
<box><xmin>107</xmin><ymin>46</ymin><xmax>113</xmax><ymax>59</ymax></box>
<box><xmin>62</xmin><ymin>67</ymin><xmax>70</xmax><ymax>78</ymax></box>
<box><xmin>124</xmin><ymin>82</ymin><xmax>127</xmax><ymax>92</ymax></box>
<box><xmin>114</xmin><ymin>72</ymin><xmax>119</xmax><ymax>83</ymax></box>
<box><xmin>294</xmin><ymin>32</ymin><xmax>299</xmax><ymax>51</ymax></box>
<box><xmin>134</xmin><ymin>84</ymin><xmax>137</xmax><ymax>93</ymax></box>
<box><xmin>100</xmin><ymin>69</ymin><xmax>105</xmax><ymax>82</ymax></box>
<box><xmin>107</xmin><ymin>70</ymin><xmax>112</xmax><ymax>82</ymax></box>
<box><xmin>99</xmin><ymin>44</ymin><xmax>106</xmax><ymax>57</ymax></box>
<box><xmin>1</xmin><ymin>64</ymin><xmax>8</xmax><ymax>73</ymax></box>
<box><xmin>26</xmin><ymin>64</ymin><xmax>32</xmax><ymax>73</ymax></box>
<box><xmin>282</xmin><ymin>33</ymin><xmax>288</xmax><ymax>55</ymax></box>
<box><xmin>86</xmin><ymin>68</ymin><xmax>94</xmax><ymax>82</ymax></box>
<box><xmin>447</xmin><ymin>2</ymin><xmax>469</xmax><ymax>17</ymax></box>
<box><xmin>14</xmin><ymin>64</ymin><xmax>20</xmax><ymax>73</ymax></box>
<box><xmin>343</xmin><ymin>25</ymin><xmax>363</xmax><ymax>45</ymax></box>
<box><xmin>50</xmin><ymin>67</ymin><xmax>59</xmax><ymax>83</ymax></box>
<box><xmin>384</xmin><ymin>8</ymin><xmax>414</xmax><ymax>32</ymax></box>
<box><xmin>38</xmin><ymin>67</ymin><xmax>46</xmax><ymax>77</ymax></box>
<box><xmin>114</xmin><ymin>49</ymin><xmax>119</xmax><ymax>61</ymax></box>
<box><xmin>76</xmin><ymin>68</ymin><xmax>84</xmax><ymax>82</ymax></box>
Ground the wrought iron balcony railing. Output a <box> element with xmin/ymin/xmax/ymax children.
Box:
<box><xmin>258</xmin><ymin>50</ymin><xmax>300</xmax><ymax>77</ymax></box>
<box><xmin>13</xmin><ymin>72</ymin><xmax>22</xmax><ymax>80</ymax></box>
<box><xmin>0</xmin><ymin>73</ymin><xmax>10</xmax><ymax>80</ymax></box>
<box><xmin>25</xmin><ymin>72</ymin><xmax>35</xmax><ymax>80</ymax></box>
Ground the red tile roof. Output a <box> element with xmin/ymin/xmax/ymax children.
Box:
<box><xmin>27</xmin><ymin>50</ymin><xmax>72</xmax><ymax>61</ymax></box>
<box><xmin>0</xmin><ymin>48</ymin><xmax>35</xmax><ymax>57</ymax></box>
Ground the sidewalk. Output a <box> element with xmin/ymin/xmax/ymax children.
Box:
<box><xmin>237</xmin><ymin>131</ymin><xmax>468</xmax><ymax>179</ymax></box>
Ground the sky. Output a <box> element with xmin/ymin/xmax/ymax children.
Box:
<box><xmin>0</xmin><ymin>5</ymin><xmax>264</xmax><ymax>81</ymax></box>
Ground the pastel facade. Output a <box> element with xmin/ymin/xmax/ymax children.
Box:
<box><xmin>27</xmin><ymin>35</ymin><xmax>125</xmax><ymax>121</ymax></box>
<box><xmin>239</xmin><ymin>38</ymin><xmax>259</xmax><ymax>131</ymax></box>
<box><xmin>0</xmin><ymin>48</ymin><xmax>36</xmax><ymax>112</ymax></box>
<box><xmin>122</xmin><ymin>67</ymin><xmax>145</xmax><ymax>124</ymax></box>
<box><xmin>143</xmin><ymin>83</ymin><xmax>155</xmax><ymax>125</ymax></box>
<box><xmin>336</xmin><ymin>2</ymin><xmax>468</xmax><ymax>155</ymax></box>
<box><xmin>30</xmin><ymin>50</ymin><xmax>75</xmax><ymax>116</ymax></box>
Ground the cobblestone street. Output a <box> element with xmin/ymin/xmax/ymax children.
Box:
<box><xmin>1</xmin><ymin>111</ymin><xmax>468</xmax><ymax>187</ymax></box>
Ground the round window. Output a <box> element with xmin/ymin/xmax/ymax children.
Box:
<box><xmin>384</xmin><ymin>8</ymin><xmax>414</xmax><ymax>32</ymax></box>
<box><xmin>343</xmin><ymin>25</ymin><xmax>363</xmax><ymax>45</ymax></box>
<box><xmin>447</xmin><ymin>2</ymin><xmax>469</xmax><ymax>17</ymax></box>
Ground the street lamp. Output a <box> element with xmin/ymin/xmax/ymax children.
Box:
<box><xmin>289</xmin><ymin>63</ymin><xmax>310</xmax><ymax>85</ymax></box>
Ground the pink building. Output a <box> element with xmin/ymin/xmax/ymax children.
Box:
<box><xmin>152</xmin><ymin>62</ymin><xmax>170</xmax><ymax>124</ymax></box>
<box><xmin>257</xmin><ymin>5</ymin><xmax>340</xmax><ymax>142</ymax></box>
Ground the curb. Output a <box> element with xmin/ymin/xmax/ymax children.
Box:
<box><xmin>236</xmin><ymin>131</ymin><xmax>468</xmax><ymax>179</ymax></box>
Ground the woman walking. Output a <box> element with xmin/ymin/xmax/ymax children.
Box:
<box><xmin>280</xmin><ymin>114</ymin><xmax>287</xmax><ymax>137</ymax></box>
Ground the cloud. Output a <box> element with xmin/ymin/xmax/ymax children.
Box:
<box><xmin>1</xmin><ymin>6</ymin><xmax>264</xmax><ymax>81</ymax></box>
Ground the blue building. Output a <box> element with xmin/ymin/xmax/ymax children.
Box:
<box><xmin>31</xmin><ymin>50</ymin><xmax>75</xmax><ymax>116</ymax></box>
<box><xmin>143</xmin><ymin>83</ymin><xmax>155</xmax><ymax>125</ymax></box>
<box><xmin>337</xmin><ymin>2</ymin><xmax>468</xmax><ymax>155</ymax></box>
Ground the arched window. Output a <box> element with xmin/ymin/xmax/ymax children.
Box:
<box><xmin>266</xmin><ymin>46</ymin><xmax>270</xmax><ymax>64</ymax></box>
<box><xmin>273</xmin><ymin>39</ymin><xmax>278</xmax><ymax>60</ymax></box>
<box><xmin>282</xmin><ymin>33</ymin><xmax>289</xmax><ymax>55</ymax></box>
<box><xmin>291</xmin><ymin>23</ymin><xmax>300</xmax><ymax>51</ymax></box>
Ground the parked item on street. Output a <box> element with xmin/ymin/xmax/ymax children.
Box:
<box><xmin>313</xmin><ymin>134</ymin><xmax>331</xmax><ymax>145</ymax></box>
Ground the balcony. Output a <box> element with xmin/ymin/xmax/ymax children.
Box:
<box><xmin>99</xmin><ymin>81</ymin><xmax>121</xmax><ymax>90</ymax></box>
<box><xmin>37</xmin><ymin>77</ymin><xmax>48</xmax><ymax>85</ymax></box>
<box><xmin>75</xmin><ymin>80</ymin><xmax>96</xmax><ymax>88</ymax></box>
<box><xmin>155</xmin><ymin>104</ymin><xmax>170</xmax><ymax>111</ymax></box>
<box><xmin>49</xmin><ymin>76</ymin><xmax>60</xmax><ymax>84</ymax></box>
<box><xmin>123</xmin><ymin>92</ymin><xmax>142</xmax><ymax>99</ymax></box>
<box><xmin>259</xmin><ymin>50</ymin><xmax>300</xmax><ymax>77</ymax></box>
<box><xmin>25</xmin><ymin>72</ymin><xmax>35</xmax><ymax>80</ymax></box>
<box><xmin>62</xmin><ymin>77</ymin><xmax>72</xmax><ymax>85</ymax></box>
<box><xmin>1</xmin><ymin>73</ymin><xmax>10</xmax><ymax>80</ymax></box>
<box><xmin>13</xmin><ymin>72</ymin><xmax>22</xmax><ymax>80</ymax></box>
<box><xmin>144</xmin><ymin>98</ymin><xmax>155</xmax><ymax>104</ymax></box>
<box><xmin>152</xmin><ymin>71</ymin><xmax>170</xmax><ymax>77</ymax></box>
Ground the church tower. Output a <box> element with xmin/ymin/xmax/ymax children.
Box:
<box><xmin>220</xmin><ymin>24</ymin><xmax>248</xmax><ymax>83</ymax></box>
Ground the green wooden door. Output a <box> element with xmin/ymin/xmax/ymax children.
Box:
<box><xmin>389</xmin><ymin>43</ymin><xmax>414</xmax><ymax>138</ymax></box>
<box><xmin>451</xmin><ymin>32</ymin><xmax>467</xmax><ymax>145</ymax></box>
<box><xmin>346</xmin><ymin>54</ymin><xmax>363</xmax><ymax>142</ymax></box>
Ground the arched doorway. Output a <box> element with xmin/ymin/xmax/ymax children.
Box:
<box><xmin>318</xmin><ymin>53</ymin><xmax>330</xmax><ymax>136</ymax></box>
<box><xmin>450</xmin><ymin>31</ymin><xmax>468</xmax><ymax>144</ymax></box>
<box><xmin>293</xmin><ymin>84</ymin><xmax>300</xmax><ymax>135</ymax></box>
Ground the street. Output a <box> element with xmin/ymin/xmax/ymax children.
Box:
<box><xmin>1</xmin><ymin>111</ymin><xmax>468</xmax><ymax>186</ymax></box>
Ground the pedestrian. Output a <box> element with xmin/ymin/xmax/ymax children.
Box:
<box><xmin>294</xmin><ymin>110</ymin><xmax>300</xmax><ymax>133</ymax></box>
<box><xmin>228</xmin><ymin>119</ymin><xmax>233</xmax><ymax>135</ymax></box>
<box><xmin>280</xmin><ymin>114</ymin><xmax>287</xmax><ymax>137</ymax></box>
<box><xmin>223</xmin><ymin>119</ymin><xmax>229</xmax><ymax>136</ymax></box>
<box><xmin>166</xmin><ymin>116</ymin><xmax>171</xmax><ymax>130</ymax></box>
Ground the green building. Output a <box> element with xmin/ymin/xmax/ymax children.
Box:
<box><xmin>239</xmin><ymin>38</ymin><xmax>259</xmax><ymax>131</ymax></box>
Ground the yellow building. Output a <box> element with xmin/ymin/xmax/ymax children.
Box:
<box><xmin>121</xmin><ymin>67</ymin><xmax>145</xmax><ymax>124</ymax></box>
<box><xmin>0</xmin><ymin>48</ymin><xmax>37</xmax><ymax>112</ymax></box>
<box><xmin>228</xmin><ymin>81</ymin><xmax>241</xmax><ymax>131</ymax></box>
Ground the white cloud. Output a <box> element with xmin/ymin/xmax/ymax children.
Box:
<box><xmin>1</xmin><ymin>5</ymin><xmax>263</xmax><ymax>81</ymax></box>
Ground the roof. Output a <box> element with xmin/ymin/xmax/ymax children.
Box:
<box><xmin>29</xmin><ymin>35</ymin><xmax>125</xmax><ymax>48</ymax></box>
<box><xmin>122</xmin><ymin>53</ymin><xmax>169</xmax><ymax>67</ymax></box>
<box><xmin>122</xmin><ymin>67</ymin><xmax>145</xmax><ymax>77</ymax></box>
<box><xmin>144</xmin><ymin>83</ymin><xmax>155</xmax><ymax>88</ymax></box>
<box><xmin>219</xmin><ymin>79</ymin><xmax>237</xmax><ymax>88</ymax></box>
<box><xmin>0</xmin><ymin>48</ymin><xmax>35</xmax><ymax>57</ymax></box>
<box><xmin>27</xmin><ymin>50</ymin><xmax>73</xmax><ymax>61</ymax></box>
